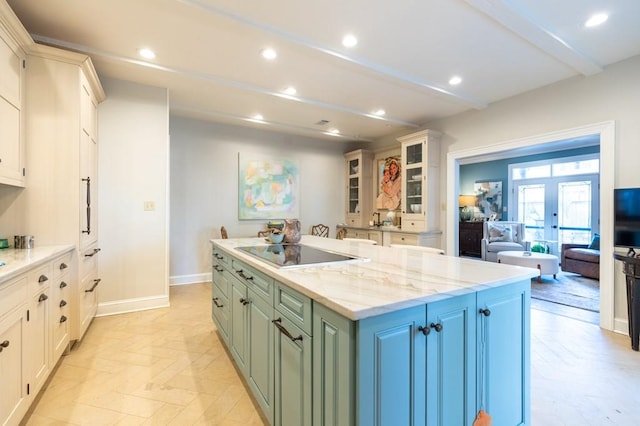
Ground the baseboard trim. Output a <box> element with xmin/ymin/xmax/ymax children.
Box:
<box><xmin>97</xmin><ymin>294</ymin><xmax>170</xmax><ymax>317</ymax></box>
<box><xmin>613</xmin><ymin>317</ymin><xmax>629</xmax><ymax>336</ymax></box>
<box><xmin>170</xmin><ymin>272</ymin><xmax>212</xmax><ymax>286</ymax></box>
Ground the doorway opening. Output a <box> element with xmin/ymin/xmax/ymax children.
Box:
<box><xmin>446</xmin><ymin>121</ymin><xmax>615</xmax><ymax>330</ymax></box>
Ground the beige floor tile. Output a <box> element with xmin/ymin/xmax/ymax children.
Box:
<box><xmin>24</xmin><ymin>282</ymin><xmax>640</xmax><ymax>426</ymax></box>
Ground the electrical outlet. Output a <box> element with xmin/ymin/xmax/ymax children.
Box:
<box><xmin>144</xmin><ymin>201</ymin><xmax>155</xmax><ymax>211</ymax></box>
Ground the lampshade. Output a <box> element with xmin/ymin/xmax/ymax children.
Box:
<box><xmin>459</xmin><ymin>195</ymin><xmax>477</xmax><ymax>207</ymax></box>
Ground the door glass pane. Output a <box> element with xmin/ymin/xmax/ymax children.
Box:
<box><xmin>517</xmin><ymin>184</ymin><xmax>545</xmax><ymax>242</ymax></box>
<box><xmin>558</xmin><ymin>181</ymin><xmax>592</xmax><ymax>244</ymax></box>
<box><xmin>349</xmin><ymin>177</ymin><xmax>359</xmax><ymax>213</ymax></box>
<box><xmin>552</xmin><ymin>159</ymin><xmax>599</xmax><ymax>177</ymax></box>
<box><xmin>405</xmin><ymin>166</ymin><xmax>422</xmax><ymax>213</ymax></box>
<box><xmin>405</xmin><ymin>143</ymin><xmax>422</xmax><ymax>165</ymax></box>
<box><xmin>349</xmin><ymin>159</ymin><xmax>359</xmax><ymax>175</ymax></box>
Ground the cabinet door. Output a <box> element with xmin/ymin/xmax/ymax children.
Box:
<box><xmin>425</xmin><ymin>294</ymin><xmax>476</xmax><ymax>426</ymax></box>
<box><xmin>0</xmin><ymin>307</ymin><xmax>28</xmax><ymax>426</ymax></box>
<box><xmin>246</xmin><ymin>288</ymin><xmax>274</xmax><ymax>421</ymax></box>
<box><xmin>211</xmin><ymin>264</ymin><xmax>230</xmax><ymax>344</ymax></box>
<box><xmin>313</xmin><ymin>303</ymin><xmax>356</xmax><ymax>426</ymax></box>
<box><xmin>476</xmin><ymin>281</ymin><xmax>530</xmax><ymax>425</ymax></box>
<box><xmin>28</xmin><ymin>287</ymin><xmax>50</xmax><ymax>395</ymax></box>
<box><xmin>230</xmin><ymin>273</ymin><xmax>248</xmax><ymax>373</ymax></box>
<box><xmin>274</xmin><ymin>315</ymin><xmax>311</xmax><ymax>426</ymax></box>
<box><xmin>80</xmin><ymin>129</ymin><xmax>98</xmax><ymax>248</ymax></box>
<box><xmin>0</xmin><ymin>35</ymin><xmax>24</xmax><ymax>187</ymax></box>
<box><xmin>358</xmin><ymin>304</ymin><xmax>426</xmax><ymax>425</ymax></box>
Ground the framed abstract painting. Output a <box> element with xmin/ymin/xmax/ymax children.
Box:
<box><xmin>238</xmin><ymin>154</ymin><xmax>300</xmax><ymax>220</ymax></box>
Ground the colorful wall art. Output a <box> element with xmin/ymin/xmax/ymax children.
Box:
<box><xmin>474</xmin><ymin>181</ymin><xmax>503</xmax><ymax>220</ymax></box>
<box><xmin>238</xmin><ymin>154</ymin><xmax>299</xmax><ymax>220</ymax></box>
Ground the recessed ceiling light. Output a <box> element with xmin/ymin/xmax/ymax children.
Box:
<box><xmin>449</xmin><ymin>76</ymin><xmax>462</xmax><ymax>86</ymax></box>
<box><xmin>342</xmin><ymin>34</ymin><xmax>358</xmax><ymax>48</ymax></box>
<box><xmin>585</xmin><ymin>13</ymin><xmax>608</xmax><ymax>27</ymax></box>
<box><xmin>261</xmin><ymin>48</ymin><xmax>277</xmax><ymax>60</ymax></box>
<box><xmin>373</xmin><ymin>109</ymin><xmax>386</xmax><ymax>116</ymax></box>
<box><xmin>138</xmin><ymin>48</ymin><xmax>156</xmax><ymax>60</ymax></box>
<box><xmin>283</xmin><ymin>86</ymin><xmax>297</xmax><ymax>96</ymax></box>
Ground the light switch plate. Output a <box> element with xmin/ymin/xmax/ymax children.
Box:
<box><xmin>144</xmin><ymin>201</ymin><xmax>155</xmax><ymax>211</ymax></box>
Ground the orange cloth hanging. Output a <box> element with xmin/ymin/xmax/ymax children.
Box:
<box><xmin>473</xmin><ymin>409</ymin><xmax>492</xmax><ymax>426</ymax></box>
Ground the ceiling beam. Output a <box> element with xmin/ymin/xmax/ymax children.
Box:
<box><xmin>464</xmin><ymin>0</ymin><xmax>602</xmax><ymax>76</ymax></box>
<box><xmin>177</xmin><ymin>0</ymin><xmax>487</xmax><ymax>110</ymax></box>
<box><xmin>31</xmin><ymin>34</ymin><xmax>419</xmax><ymax>131</ymax></box>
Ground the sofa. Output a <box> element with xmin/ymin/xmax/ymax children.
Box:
<box><xmin>561</xmin><ymin>242</ymin><xmax>600</xmax><ymax>279</ymax></box>
<box><xmin>481</xmin><ymin>221</ymin><xmax>530</xmax><ymax>262</ymax></box>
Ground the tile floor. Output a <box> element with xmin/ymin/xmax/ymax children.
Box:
<box><xmin>24</xmin><ymin>282</ymin><xmax>640</xmax><ymax>425</ymax></box>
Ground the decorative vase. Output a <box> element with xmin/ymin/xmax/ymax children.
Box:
<box><xmin>283</xmin><ymin>219</ymin><xmax>301</xmax><ymax>244</ymax></box>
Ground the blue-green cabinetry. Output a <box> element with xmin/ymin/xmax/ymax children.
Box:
<box><xmin>319</xmin><ymin>281</ymin><xmax>529</xmax><ymax>425</ymax></box>
<box><xmin>212</xmin><ymin>246</ymin><xmax>529</xmax><ymax>426</ymax></box>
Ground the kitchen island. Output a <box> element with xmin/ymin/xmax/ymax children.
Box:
<box><xmin>212</xmin><ymin>236</ymin><xmax>536</xmax><ymax>425</ymax></box>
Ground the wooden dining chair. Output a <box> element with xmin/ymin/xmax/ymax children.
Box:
<box><xmin>257</xmin><ymin>229</ymin><xmax>272</xmax><ymax>237</ymax></box>
<box><xmin>311</xmin><ymin>224</ymin><xmax>329</xmax><ymax>238</ymax></box>
<box><xmin>336</xmin><ymin>228</ymin><xmax>347</xmax><ymax>240</ymax></box>
<box><xmin>220</xmin><ymin>226</ymin><xmax>228</xmax><ymax>239</ymax></box>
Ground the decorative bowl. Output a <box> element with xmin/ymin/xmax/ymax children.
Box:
<box><xmin>269</xmin><ymin>231</ymin><xmax>285</xmax><ymax>244</ymax></box>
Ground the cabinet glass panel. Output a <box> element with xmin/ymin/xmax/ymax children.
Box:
<box><xmin>405</xmin><ymin>166</ymin><xmax>422</xmax><ymax>213</ymax></box>
<box><xmin>349</xmin><ymin>158</ymin><xmax>359</xmax><ymax>176</ymax></box>
<box><xmin>405</xmin><ymin>143</ymin><xmax>422</xmax><ymax>165</ymax></box>
<box><xmin>349</xmin><ymin>177</ymin><xmax>359</xmax><ymax>213</ymax></box>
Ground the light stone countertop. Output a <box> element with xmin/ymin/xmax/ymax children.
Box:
<box><xmin>213</xmin><ymin>235</ymin><xmax>537</xmax><ymax>320</ymax></box>
<box><xmin>0</xmin><ymin>245</ymin><xmax>75</xmax><ymax>285</ymax></box>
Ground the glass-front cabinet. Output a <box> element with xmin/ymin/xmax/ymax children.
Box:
<box><xmin>344</xmin><ymin>149</ymin><xmax>373</xmax><ymax>227</ymax></box>
<box><xmin>398</xmin><ymin>130</ymin><xmax>441</xmax><ymax>232</ymax></box>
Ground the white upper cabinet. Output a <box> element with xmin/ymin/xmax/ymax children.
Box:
<box><xmin>0</xmin><ymin>3</ymin><xmax>29</xmax><ymax>187</ymax></box>
<box><xmin>397</xmin><ymin>130</ymin><xmax>441</xmax><ymax>232</ymax></box>
<box><xmin>344</xmin><ymin>149</ymin><xmax>373</xmax><ymax>228</ymax></box>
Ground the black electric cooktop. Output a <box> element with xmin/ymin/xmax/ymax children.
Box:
<box><xmin>236</xmin><ymin>244</ymin><xmax>366</xmax><ymax>269</ymax></box>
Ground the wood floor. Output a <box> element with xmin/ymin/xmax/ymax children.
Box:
<box><xmin>24</xmin><ymin>282</ymin><xmax>640</xmax><ymax>425</ymax></box>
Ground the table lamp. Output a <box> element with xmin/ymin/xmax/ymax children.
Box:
<box><xmin>459</xmin><ymin>195</ymin><xmax>477</xmax><ymax>221</ymax></box>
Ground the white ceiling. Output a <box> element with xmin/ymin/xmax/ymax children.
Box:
<box><xmin>7</xmin><ymin>0</ymin><xmax>640</xmax><ymax>143</ymax></box>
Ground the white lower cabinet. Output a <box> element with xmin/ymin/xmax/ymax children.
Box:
<box><xmin>0</xmin><ymin>279</ymin><xmax>28</xmax><ymax>426</ymax></box>
<box><xmin>0</xmin><ymin>249</ymin><xmax>75</xmax><ymax>426</ymax></box>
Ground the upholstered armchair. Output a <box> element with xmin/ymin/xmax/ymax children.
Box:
<box><xmin>481</xmin><ymin>221</ymin><xmax>530</xmax><ymax>262</ymax></box>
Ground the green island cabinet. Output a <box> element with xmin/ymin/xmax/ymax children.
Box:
<box><xmin>212</xmin><ymin>243</ymin><xmax>530</xmax><ymax>425</ymax></box>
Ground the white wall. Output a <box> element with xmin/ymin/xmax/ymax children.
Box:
<box><xmin>97</xmin><ymin>78</ymin><xmax>170</xmax><ymax>315</ymax></box>
<box><xmin>169</xmin><ymin>117</ymin><xmax>347</xmax><ymax>284</ymax></box>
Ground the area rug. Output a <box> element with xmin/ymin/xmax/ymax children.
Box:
<box><xmin>530</xmin><ymin>272</ymin><xmax>600</xmax><ymax>312</ymax></box>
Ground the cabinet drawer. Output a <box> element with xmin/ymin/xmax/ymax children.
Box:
<box><xmin>0</xmin><ymin>276</ymin><xmax>28</xmax><ymax>317</ymax></box>
<box><xmin>80</xmin><ymin>246</ymin><xmax>100</xmax><ymax>278</ymax></box>
<box><xmin>213</xmin><ymin>248</ymin><xmax>232</xmax><ymax>270</ymax></box>
<box><xmin>53</xmin><ymin>252</ymin><xmax>73</xmax><ymax>279</ymax></box>
<box><xmin>401</xmin><ymin>219</ymin><xmax>424</xmax><ymax>233</ymax></box>
<box><xmin>231</xmin><ymin>259</ymin><xmax>273</xmax><ymax>301</ymax></box>
<box><xmin>390</xmin><ymin>232</ymin><xmax>419</xmax><ymax>245</ymax></box>
<box><xmin>29</xmin><ymin>263</ymin><xmax>53</xmax><ymax>294</ymax></box>
<box><xmin>275</xmin><ymin>282</ymin><xmax>312</xmax><ymax>335</ymax></box>
<box><xmin>212</xmin><ymin>289</ymin><xmax>230</xmax><ymax>343</ymax></box>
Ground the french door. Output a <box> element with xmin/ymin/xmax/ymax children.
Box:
<box><xmin>514</xmin><ymin>179</ymin><xmax>598</xmax><ymax>253</ymax></box>
<box><xmin>510</xmin><ymin>155</ymin><xmax>599</xmax><ymax>255</ymax></box>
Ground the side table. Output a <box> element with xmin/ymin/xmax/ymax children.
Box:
<box><xmin>613</xmin><ymin>253</ymin><xmax>640</xmax><ymax>351</ymax></box>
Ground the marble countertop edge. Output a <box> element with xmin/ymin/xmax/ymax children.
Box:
<box><xmin>0</xmin><ymin>245</ymin><xmax>75</xmax><ymax>285</ymax></box>
<box><xmin>212</xmin><ymin>236</ymin><xmax>537</xmax><ymax>321</ymax></box>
